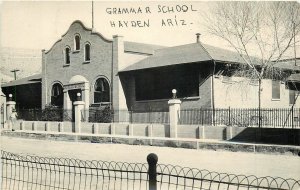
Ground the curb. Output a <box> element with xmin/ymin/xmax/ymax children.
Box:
<box><xmin>2</xmin><ymin>130</ymin><xmax>300</xmax><ymax>156</ymax></box>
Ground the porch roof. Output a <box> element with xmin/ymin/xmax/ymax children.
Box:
<box><xmin>1</xmin><ymin>74</ymin><xmax>42</xmax><ymax>87</ymax></box>
<box><xmin>124</xmin><ymin>41</ymin><xmax>165</xmax><ymax>55</ymax></box>
<box><xmin>120</xmin><ymin>43</ymin><xmax>300</xmax><ymax>72</ymax></box>
<box><xmin>120</xmin><ymin>43</ymin><xmax>257</xmax><ymax>72</ymax></box>
<box><xmin>287</xmin><ymin>73</ymin><xmax>300</xmax><ymax>82</ymax></box>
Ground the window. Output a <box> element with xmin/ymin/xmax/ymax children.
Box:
<box><xmin>74</xmin><ymin>35</ymin><xmax>80</xmax><ymax>50</ymax></box>
<box><xmin>85</xmin><ymin>43</ymin><xmax>90</xmax><ymax>61</ymax></box>
<box><xmin>65</xmin><ymin>47</ymin><xmax>70</xmax><ymax>64</ymax></box>
<box><xmin>94</xmin><ymin>78</ymin><xmax>110</xmax><ymax>103</ymax></box>
<box><xmin>272</xmin><ymin>80</ymin><xmax>280</xmax><ymax>100</ymax></box>
<box><xmin>289</xmin><ymin>90</ymin><xmax>296</xmax><ymax>105</ymax></box>
<box><xmin>51</xmin><ymin>83</ymin><xmax>63</xmax><ymax>107</ymax></box>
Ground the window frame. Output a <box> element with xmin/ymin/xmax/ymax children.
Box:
<box><xmin>289</xmin><ymin>89</ymin><xmax>296</xmax><ymax>105</ymax></box>
<box><xmin>64</xmin><ymin>46</ymin><xmax>71</xmax><ymax>65</ymax></box>
<box><xmin>74</xmin><ymin>34</ymin><xmax>81</xmax><ymax>51</ymax></box>
<box><xmin>84</xmin><ymin>42</ymin><xmax>91</xmax><ymax>63</ymax></box>
<box><xmin>271</xmin><ymin>80</ymin><xmax>281</xmax><ymax>100</ymax></box>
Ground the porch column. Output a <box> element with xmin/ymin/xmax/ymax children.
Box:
<box><xmin>63</xmin><ymin>90</ymin><xmax>72</xmax><ymax>110</ymax></box>
<box><xmin>82</xmin><ymin>82</ymin><xmax>89</xmax><ymax>121</ymax></box>
<box><xmin>1</xmin><ymin>91</ymin><xmax>7</xmax><ymax>129</ymax></box>
<box><xmin>168</xmin><ymin>97</ymin><xmax>181</xmax><ymax>138</ymax></box>
<box><xmin>63</xmin><ymin>90</ymin><xmax>72</xmax><ymax>121</ymax></box>
<box><xmin>6</xmin><ymin>94</ymin><xmax>16</xmax><ymax>130</ymax></box>
<box><xmin>74</xmin><ymin>93</ymin><xmax>85</xmax><ymax>133</ymax></box>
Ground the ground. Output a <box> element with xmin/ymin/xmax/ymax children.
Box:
<box><xmin>0</xmin><ymin>135</ymin><xmax>299</xmax><ymax>180</ymax></box>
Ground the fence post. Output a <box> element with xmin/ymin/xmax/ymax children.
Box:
<box><xmin>20</xmin><ymin>121</ymin><xmax>24</xmax><ymax>130</ymax></box>
<box><xmin>32</xmin><ymin>122</ymin><xmax>37</xmax><ymax>131</ymax></box>
<box><xmin>147</xmin><ymin>153</ymin><xmax>158</xmax><ymax>190</ymax></box>
<box><xmin>93</xmin><ymin>123</ymin><xmax>98</xmax><ymax>134</ymax></box>
<box><xmin>292</xmin><ymin>106</ymin><xmax>294</xmax><ymax>129</ymax></box>
<box><xmin>73</xmin><ymin>94</ymin><xmax>85</xmax><ymax>133</ymax></box>
<box><xmin>6</xmin><ymin>98</ymin><xmax>16</xmax><ymax>130</ymax></box>
<box><xmin>228</xmin><ymin>107</ymin><xmax>231</xmax><ymax>126</ymax></box>
<box><xmin>59</xmin><ymin>122</ymin><xmax>64</xmax><ymax>132</ymax></box>
<box><xmin>168</xmin><ymin>99</ymin><xmax>181</xmax><ymax>138</ymax></box>
<box><xmin>110</xmin><ymin>123</ymin><xmax>115</xmax><ymax>135</ymax></box>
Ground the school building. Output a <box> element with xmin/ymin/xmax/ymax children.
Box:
<box><xmin>2</xmin><ymin>20</ymin><xmax>300</xmax><ymax>119</ymax></box>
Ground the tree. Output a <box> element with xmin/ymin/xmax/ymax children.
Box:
<box><xmin>205</xmin><ymin>2</ymin><xmax>300</xmax><ymax>127</ymax></box>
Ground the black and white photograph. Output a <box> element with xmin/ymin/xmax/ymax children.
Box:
<box><xmin>0</xmin><ymin>1</ymin><xmax>300</xmax><ymax>189</ymax></box>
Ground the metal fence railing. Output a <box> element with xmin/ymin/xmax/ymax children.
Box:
<box><xmin>15</xmin><ymin>107</ymin><xmax>300</xmax><ymax>128</ymax></box>
<box><xmin>88</xmin><ymin>109</ymin><xmax>169</xmax><ymax>124</ymax></box>
<box><xmin>179</xmin><ymin>108</ymin><xmax>300</xmax><ymax>128</ymax></box>
<box><xmin>17</xmin><ymin>108</ymin><xmax>72</xmax><ymax>122</ymax></box>
<box><xmin>2</xmin><ymin>150</ymin><xmax>300</xmax><ymax>190</ymax></box>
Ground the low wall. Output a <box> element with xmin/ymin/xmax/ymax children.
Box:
<box><xmin>10</xmin><ymin>120</ymin><xmax>300</xmax><ymax>145</ymax></box>
<box><xmin>9</xmin><ymin>120</ymin><xmax>251</xmax><ymax>141</ymax></box>
<box><xmin>12</xmin><ymin>121</ymin><xmax>228</xmax><ymax>140</ymax></box>
<box><xmin>12</xmin><ymin>121</ymin><xmax>170</xmax><ymax>139</ymax></box>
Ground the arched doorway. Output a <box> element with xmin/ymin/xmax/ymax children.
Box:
<box><xmin>63</xmin><ymin>75</ymin><xmax>90</xmax><ymax>124</ymax></box>
<box><xmin>94</xmin><ymin>77</ymin><xmax>110</xmax><ymax>104</ymax></box>
<box><xmin>51</xmin><ymin>83</ymin><xmax>63</xmax><ymax>108</ymax></box>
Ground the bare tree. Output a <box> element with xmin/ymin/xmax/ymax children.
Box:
<box><xmin>205</xmin><ymin>2</ymin><xmax>300</xmax><ymax>127</ymax></box>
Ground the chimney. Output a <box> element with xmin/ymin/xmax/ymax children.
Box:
<box><xmin>196</xmin><ymin>33</ymin><xmax>201</xmax><ymax>43</ymax></box>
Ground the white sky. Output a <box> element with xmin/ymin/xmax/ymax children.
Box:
<box><xmin>0</xmin><ymin>1</ymin><xmax>233</xmax><ymax>51</ymax></box>
<box><xmin>1</xmin><ymin>0</ymin><xmax>299</xmax><ymax>57</ymax></box>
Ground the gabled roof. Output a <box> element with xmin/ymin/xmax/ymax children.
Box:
<box><xmin>1</xmin><ymin>74</ymin><xmax>42</xmax><ymax>87</ymax></box>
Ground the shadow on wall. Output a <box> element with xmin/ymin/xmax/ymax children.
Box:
<box><xmin>230</xmin><ymin>128</ymin><xmax>300</xmax><ymax>146</ymax></box>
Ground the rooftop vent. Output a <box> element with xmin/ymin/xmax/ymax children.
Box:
<box><xmin>196</xmin><ymin>33</ymin><xmax>201</xmax><ymax>43</ymax></box>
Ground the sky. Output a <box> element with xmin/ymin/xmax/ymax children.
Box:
<box><xmin>0</xmin><ymin>1</ymin><xmax>231</xmax><ymax>51</ymax></box>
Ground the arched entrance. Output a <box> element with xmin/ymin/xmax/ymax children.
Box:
<box><xmin>63</xmin><ymin>75</ymin><xmax>89</xmax><ymax>123</ymax></box>
<box><xmin>51</xmin><ymin>83</ymin><xmax>63</xmax><ymax>108</ymax></box>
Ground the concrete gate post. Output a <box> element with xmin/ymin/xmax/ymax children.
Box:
<box><xmin>168</xmin><ymin>97</ymin><xmax>181</xmax><ymax>138</ymax></box>
<box><xmin>73</xmin><ymin>93</ymin><xmax>85</xmax><ymax>134</ymax></box>
<box><xmin>6</xmin><ymin>94</ymin><xmax>16</xmax><ymax>130</ymax></box>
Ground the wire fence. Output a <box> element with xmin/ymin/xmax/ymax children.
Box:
<box><xmin>1</xmin><ymin>150</ymin><xmax>300</xmax><ymax>190</ymax></box>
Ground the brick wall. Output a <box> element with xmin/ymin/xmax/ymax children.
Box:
<box><xmin>42</xmin><ymin>21</ymin><xmax>113</xmax><ymax>108</ymax></box>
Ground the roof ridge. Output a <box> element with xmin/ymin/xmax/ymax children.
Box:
<box><xmin>124</xmin><ymin>41</ymin><xmax>165</xmax><ymax>48</ymax></box>
<box><xmin>198</xmin><ymin>43</ymin><xmax>214</xmax><ymax>60</ymax></box>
